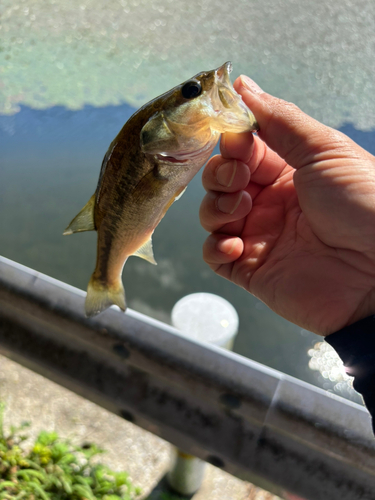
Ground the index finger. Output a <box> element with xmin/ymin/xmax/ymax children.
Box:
<box><xmin>222</xmin><ymin>131</ymin><xmax>290</xmax><ymax>186</ymax></box>
<box><xmin>220</xmin><ymin>130</ymin><xmax>255</xmax><ymax>163</ymax></box>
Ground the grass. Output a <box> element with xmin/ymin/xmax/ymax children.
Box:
<box><xmin>0</xmin><ymin>402</ymin><xmax>141</xmax><ymax>500</ymax></box>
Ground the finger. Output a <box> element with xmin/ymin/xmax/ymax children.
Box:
<box><xmin>249</xmin><ymin>135</ymin><xmax>290</xmax><ymax>186</ymax></box>
<box><xmin>199</xmin><ymin>190</ymin><xmax>252</xmax><ymax>232</ymax></box>
<box><xmin>220</xmin><ymin>130</ymin><xmax>255</xmax><ymax>162</ymax></box>
<box><xmin>217</xmin><ymin>128</ymin><xmax>290</xmax><ymax>187</ymax></box>
<box><xmin>233</xmin><ymin>76</ymin><xmax>352</xmax><ymax>170</ymax></box>
<box><xmin>202</xmin><ymin>156</ymin><xmax>251</xmax><ymax>192</ymax></box>
<box><xmin>203</xmin><ymin>233</ymin><xmax>244</xmax><ymax>270</ymax></box>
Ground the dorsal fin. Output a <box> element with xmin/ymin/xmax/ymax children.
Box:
<box><xmin>132</xmin><ymin>236</ymin><xmax>157</xmax><ymax>265</ymax></box>
<box><xmin>63</xmin><ymin>194</ymin><xmax>96</xmax><ymax>235</ymax></box>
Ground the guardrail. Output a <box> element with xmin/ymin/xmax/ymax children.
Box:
<box><xmin>0</xmin><ymin>255</ymin><xmax>375</xmax><ymax>500</ymax></box>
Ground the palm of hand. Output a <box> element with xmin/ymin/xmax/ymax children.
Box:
<box><xmin>201</xmin><ymin>82</ymin><xmax>375</xmax><ymax>335</ymax></box>
<box><xmin>215</xmin><ymin>157</ymin><xmax>375</xmax><ymax>335</ymax></box>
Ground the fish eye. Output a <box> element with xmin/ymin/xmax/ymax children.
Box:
<box><xmin>181</xmin><ymin>80</ymin><xmax>202</xmax><ymax>99</ymax></box>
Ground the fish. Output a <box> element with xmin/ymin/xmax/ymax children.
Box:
<box><xmin>64</xmin><ymin>61</ymin><xmax>258</xmax><ymax>317</ymax></box>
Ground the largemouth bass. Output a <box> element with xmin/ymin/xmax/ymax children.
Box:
<box><xmin>64</xmin><ymin>62</ymin><xmax>258</xmax><ymax>317</ymax></box>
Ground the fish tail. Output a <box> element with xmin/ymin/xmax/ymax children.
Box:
<box><xmin>85</xmin><ymin>274</ymin><xmax>126</xmax><ymax>317</ymax></box>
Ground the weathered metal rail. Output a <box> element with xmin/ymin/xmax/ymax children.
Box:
<box><xmin>0</xmin><ymin>255</ymin><xmax>375</xmax><ymax>500</ymax></box>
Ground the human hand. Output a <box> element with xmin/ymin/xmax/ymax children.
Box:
<box><xmin>200</xmin><ymin>76</ymin><xmax>375</xmax><ymax>335</ymax></box>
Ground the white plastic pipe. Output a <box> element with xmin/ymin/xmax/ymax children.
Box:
<box><xmin>167</xmin><ymin>293</ymin><xmax>239</xmax><ymax>495</ymax></box>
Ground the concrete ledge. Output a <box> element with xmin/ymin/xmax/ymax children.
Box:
<box><xmin>0</xmin><ymin>354</ymin><xmax>277</xmax><ymax>500</ymax></box>
<box><xmin>0</xmin><ymin>256</ymin><xmax>375</xmax><ymax>499</ymax></box>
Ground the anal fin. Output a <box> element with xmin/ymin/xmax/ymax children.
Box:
<box><xmin>132</xmin><ymin>236</ymin><xmax>157</xmax><ymax>265</ymax></box>
<box><xmin>63</xmin><ymin>194</ymin><xmax>96</xmax><ymax>235</ymax></box>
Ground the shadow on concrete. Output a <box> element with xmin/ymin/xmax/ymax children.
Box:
<box><xmin>145</xmin><ymin>475</ymin><xmax>194</xmax><ymax>500</ymax></box>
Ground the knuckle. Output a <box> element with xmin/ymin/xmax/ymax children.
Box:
<box><xmin>270</xmin><ymin>97</ymin><xmax>302</xmax><ymax>118</ymax></box>
<box><xmin>262</xmin><ymin>96</ymin><xmax>303</xmax><ymax>134</ymax></box>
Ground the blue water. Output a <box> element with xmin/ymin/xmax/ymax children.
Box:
<box><xmin>1</xmin><ymin>104</ymin><xmax>374</xmax><ymax>394</ymax></box>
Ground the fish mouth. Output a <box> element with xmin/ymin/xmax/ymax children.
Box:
<box><xmin>155</xmin><ymin>138</ymin><xmax>217</xmax><ymax>164</ymax></box>
<box><xmin>215</xmin><ymin>61</ymin><xmax>233</xmax><ymax>81</ymax></box>
<box><xmin>211</xmin><ymin>61</ymin><xmax>259</xmax><ymax>132</ymax></box>
<box><xmin>155</xmin><ymin>154</ymin><xmax>188</xmax><ymax>164</ymax></box>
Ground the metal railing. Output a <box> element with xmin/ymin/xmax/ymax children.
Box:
<box><xmin>0</xmin><ymin>255</ymin><xmax>375</xmax><ymax>500</ymax></box>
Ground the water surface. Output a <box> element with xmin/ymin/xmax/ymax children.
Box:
<box><xmin>1</xmin><ymin>0</ymin><xmax>375</xmax><ymax>402</ymax></box>
<box><xmin>1</xmin><ymin>104</ymin><xmax>374</xmax><ymax>403</ymax></box>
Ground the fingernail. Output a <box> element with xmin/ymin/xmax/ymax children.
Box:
<box><xmin>240</xmin><ymin>75</ymin><xmax>263</xmax><ymax>94</ymax></box>
<box><xmin>217</xmin><ymin>238</ymin><xmax>239</xmax><ymax>255</ymax></box>
<box><xmin>216</xmin><ymin>160</ymin><xmax>237</xmax><ymax>187</ymax></box>
<box><xmin>217</xmin><ymin>191</ymin><xmax>243</xmax><ymax>214</ymax></box>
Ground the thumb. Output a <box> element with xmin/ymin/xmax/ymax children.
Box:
<box><xmin>234</xmin><ymin>75</ymin><xmax>354</xmax><ymax>170</ymax></box>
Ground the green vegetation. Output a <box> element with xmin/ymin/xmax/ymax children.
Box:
<box><xmin>0</xmin><ymin>403</ymin><xmax>141</xmax><ymax>500</ymax></box>
<box><xmin>160</xmin><ymin>494</ymin><xmax>185</xmax><ymax>500</ymax></box>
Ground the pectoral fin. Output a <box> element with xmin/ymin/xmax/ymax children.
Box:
<box><xmin>63</xmin><ymin>194</ymin><xmax>96</xmax><ymax>235</ymax></box>
<box><xmin>174</xmin><ymin>186</ymin><xmax>187</xmax><ymax>201</ymax></box>
<box><xmin>132</xmin><ymin>236</ymin><xmax>157</xmax><ymax>265</ymax></box>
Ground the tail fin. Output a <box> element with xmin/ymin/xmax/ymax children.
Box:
<box><xmin>85</xmin><ymin>274</ymin><xmax>126</xmax><ymax>317</ymax></box>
